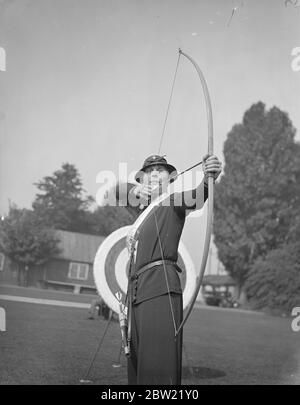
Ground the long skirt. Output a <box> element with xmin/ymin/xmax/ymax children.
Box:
<box><xmin>127</xmin><ymin>292</ymin><xmax>183</xmax><ymax>385</ymax></box>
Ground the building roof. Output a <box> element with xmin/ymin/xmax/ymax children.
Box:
<box><xmin>203</xmin><ymin>274</ymin><xmax>236</xmax><ymax>287</ymax></box>
<box><xmin>54</xmin><ymin>230</ymin><xmax>105</xmax><ymax>264</ymax></box>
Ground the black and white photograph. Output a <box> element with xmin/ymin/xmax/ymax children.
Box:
<box><xmin>0</xmin><ymin>0</ymin><xmax>300</xmax><ymax>389</ymax></box>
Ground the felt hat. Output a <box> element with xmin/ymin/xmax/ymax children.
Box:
<box><xmin>135</xmin><ymin>155</ymin><xmax>177</xmax><ymax>183</ymax></box>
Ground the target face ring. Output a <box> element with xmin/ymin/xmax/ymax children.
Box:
<box><xmin>93</xmin><ymin>225</ymin><xmax>196</xmax><ymax>313</ymax></box>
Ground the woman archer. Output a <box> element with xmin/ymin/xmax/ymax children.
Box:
<box><xmin>122</xmin><ymin>153</ymin><xmax>222</xmax><ymax>385</ymax></box>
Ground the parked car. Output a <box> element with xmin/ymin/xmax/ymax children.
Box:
<box><xmin>203</xmin><ymin>290</ymin><xmax>239</xmax><ymax>308</ymax></box>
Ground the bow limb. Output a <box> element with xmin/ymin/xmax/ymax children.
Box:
<box><xmin>175</xmin><ymin>49</ymin><xmax>214</xmax><ymax>337</ymax></box>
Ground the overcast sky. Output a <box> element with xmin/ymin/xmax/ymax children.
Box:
<box><xmin>0</xmin><ymin>0</ymin><xmax>299</xmax><ymax>267</ymax></box>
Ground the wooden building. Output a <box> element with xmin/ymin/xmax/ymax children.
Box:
<box><xmin>0</xmin><ymin>230</ymin><xmax>105</xmax><ymax>294</ymax></box>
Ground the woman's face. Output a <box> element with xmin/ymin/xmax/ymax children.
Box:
<box><xmin>143</xmin><ymin>165</ymin><xmax>170</xmax><ymax>188</ymax></box>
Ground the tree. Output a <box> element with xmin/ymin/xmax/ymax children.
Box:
<box><xmin>85</xmin><ymin>180</ymin><xmax>140</xmax><ymax>236</ymax></box>
<box><xmin>32</xmin><ymin>163</ymin><xmax>94</xmax><ymax>233</ymax></box>
<box><xmin>0</xmin><ymin>206</ymin><xmax>61</xmax><ymax>286</ymax></box>
<box><xmin>244</xmin><ymin>242</ymin><xmax>300</xmax><ymax>313</ymax></box>
<box><xmin>214</xmin><ymin>102</ymin><xmax>300</xmax><ymax>294</ymax></box>
<box><xmin>88</xmin><ymin>205</ymin><xmax>138</xmax><ymax>236</ymax></box>
<box><xmin>32</xmin><ymin>164</ymin><xmax>140</xmax><ymax>236</ymax></box>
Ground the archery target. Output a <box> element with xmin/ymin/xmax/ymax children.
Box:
<box><xmin>93</xmin><ymin>225</ymin><xmax>196</xmax><ymax>314</ymax></box>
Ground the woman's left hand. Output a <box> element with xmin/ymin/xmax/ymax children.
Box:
<box><xmin>202</xmin><ymin>154</ymin><xmax>222</xmax><ymax>182</ymax></box>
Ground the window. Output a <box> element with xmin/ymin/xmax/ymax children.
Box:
<box><xmin>0</xmin><ymin>253</ymin><xmax>4</xmax><ymax>271</ymax></box>
<box><xmin>68</xmin><ymin>262</ymin><xmax>89</xmax><ymax>280</ymax></box>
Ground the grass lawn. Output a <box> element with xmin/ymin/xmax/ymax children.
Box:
<box><xmin>0</xmin><ymin>291</ymin><xmax>299</xmax><ymax>385</ymax></box>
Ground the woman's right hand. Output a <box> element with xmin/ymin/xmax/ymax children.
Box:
<box><xmin>133</xmin><ymin>184</ymin><xmax>153</xmax><ymax>200</ymax></box>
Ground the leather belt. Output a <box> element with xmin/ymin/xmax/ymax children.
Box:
<box><xmin>131</xmin><ymin>259</ymin><xmax>182</xmax><ymax>281</ymax></box>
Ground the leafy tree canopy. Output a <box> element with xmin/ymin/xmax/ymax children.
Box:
<box><xmin>32</xmin><ymin>163</ymin><xmax>139</xmax><ymax>236</ymax></box>
<box><xmin>244</xmin><ymin>242</ymin><xmax>300</xmax><ymax>313</ymax></box>
<box><xmin>214</xmin><ymin>102</ymin><xmax>300</xmax><ymax>289</ymax></box>
<box><xmin>0</xmin><ymin>205</ymin><xmax>61</xmax><ymax>268</ymax></box>
<box><xmin>32</xmin><ymin>163</ymin><xmax>94</xmax><ymax>233</ymax></box>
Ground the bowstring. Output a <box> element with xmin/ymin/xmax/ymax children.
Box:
<box><xmin>157</xmin><ymin>51</ymin><xmax>181</xmax><ymax>155</ymax></box>
<box><xmin>153</xmin><ymin>212</ymin><xmax>178</xmax><ymax>337</ymax></box>
<box><xmin>154</xmin><ymin>50</ymin><xmax>183</xmax><ymax>337</ymax></box>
